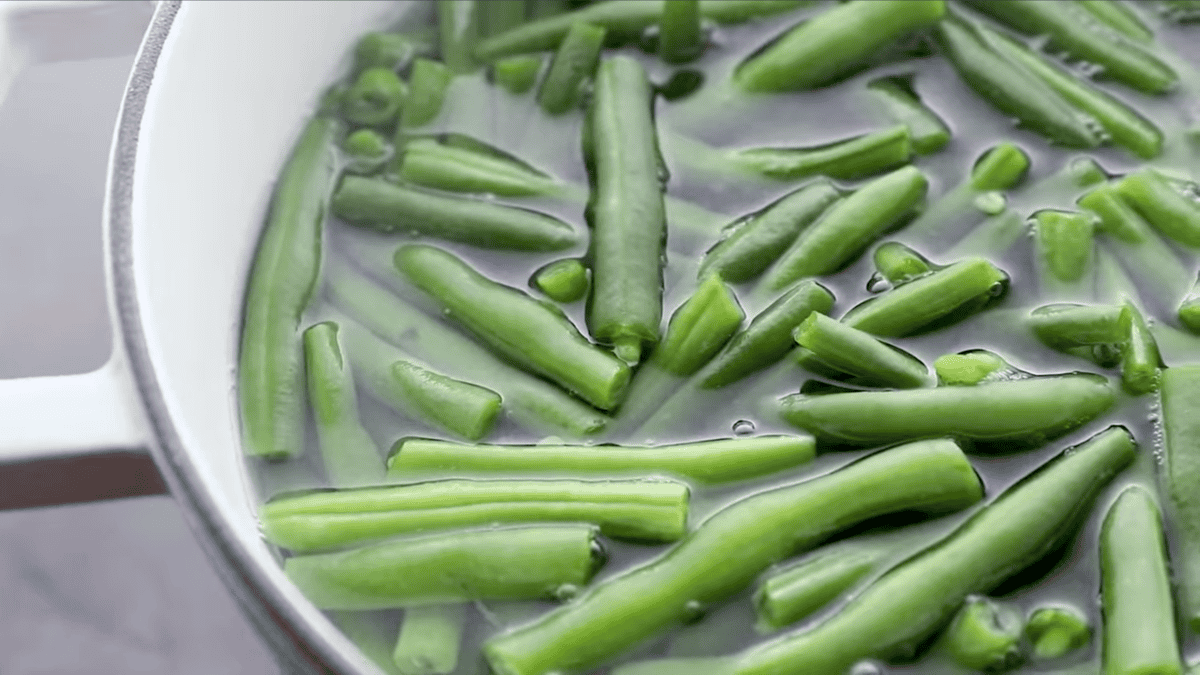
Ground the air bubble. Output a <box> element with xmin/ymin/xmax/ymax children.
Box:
<box><xmin>733</xmin><ymin>419</ymin><xmax>756</xmax><ymax>436</ymax></box>
<box><xmin>849</xmin><ymin>660</ymin><xmax>886</xmax><ymax>675</ymax></box>
<box><xmin>973</xmin><ymin>191</ymin><xmax>1006</xmax><ymax>215</ymax></box>
<box><xmin>866</xmin><ymin>273</ymin><xmax>891</xmax><ymax>293</ymax></box>
<box><xmin>555</xmin><ymin>584</ymin><xmax>581</xmax><ymax>602</ymax></box>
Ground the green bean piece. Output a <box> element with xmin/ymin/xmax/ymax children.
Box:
<box><xmin>1162</xmin><ymin>0</ymin><xmax>1200</xmax><ymax>22</ymax></box>
<box><xmin>493</xmin><ymin>55</ymin><xmax>543</xmax><ymax>94</ymax></box>
<box><xmin>970</xmin><ymin>142</ymin><xmax>1032</xmax><ymax>191</ymax></box>
<box><xmin>1121</xmin><ymin>301</ymin><xmax>1161</xmax><ymax>395</ymax></box>
<box><xmin>943</xmin><ymin>596</ymin><xmax>1024</xmax><ymax>672</ymax></box>
<box><xmin>586</xmin><ymin>56</ymin><xmax>667</xmax><ymax>365</ymax></box>
<box><xmin>401</xmin><ymin>59</ymin><xmax>453</xmax><ymax>128</ymax></box>
<box><xmin>473</xmin><ymin>1</ymin><xmax>810</xmax><ymax>61</ymax></box>
<box><xmin>397</xmin><ymin>138</ymin><xmax>563</xmax><ymax>197</ymax></box>
<box><xmin>1034</xmin><ymin>210</ymin><xmax>1097</xmax><ymax>287</ymax></box>
<box><xmin>353</xmin><ymin>31</ymin><xmax>433</xmax><ymax>74</ymax></box>
<box><xmin>478</xmin><ymin>0</ymin><xmax>526</xmax><ymax>37</ymax></box>
<box><xmin>396</xmin><ymin>245</ymin><xmax>631</xmax><ymax>410</ymax></box>
<box><xmin>793</xmin><ymin>314</ymin><xmax>930</xmax><ymax>389</ymax></box>
<box><xmin>735</xmin><ymin>0</ymin><xmax>946</xmax><ymax>92</ymax></box>
<box><xmin>985</xmin><ymin>25</ymin><xmax>1163</xmax><ymax>159</ymax></box>
<box><xmin>340</xmin><ymin>320</ymin><xmax>502</xmax><ymax>441</ymax></box>
<box><xmin>1025</xmin><ymin>606</ymin><xmax>1091</xmax><ymax>660</ymax></box>
<box><xmin>1077</xmin><ymin>0</ymin><xmax>1153</xmax><ymax>42</ymax></box>
<box><xmin>780</xmin><ymin>373</ymin><xmax>1116</xmax><ymax>448</ymax></box>
<box><xmin>1101</xmin><ymin>486</ymin><xmax>1183</xmax><ymax>675</ymax></box>
<box><xmin>482</xmin><ymin>438</ymin><xmax>984</xmax><ymax>675</ymax></box>
<box><xmin>655</xmin><ymin>274</ymin><xmax>744</xmax><ymax>377</ymax></box>
<box><xmin>1030</xmin><ymin>304</ymin><xmax>1130</xmax><ymax>353</ymax></box>
<box><xmin>934</xmin><ymin>350</ymin><xmax>1011</xmax><ymax>386</ymax></box>
<box><xmin>1116</xmin><ymin>168</ymin><xmax>1200</xmax><ymax>247</ymax></box>
<box><xmin>393</xmin><ymin>604</ymin><xmax>466</xmax><ymax>675</ymax></box>
<box><xmin>302</xmin><ymin>322</ymin><xmax>384</xmax><ymax>487</ymax></box>
<box><xmin>342</xmin><ymin>67</ymin><xmax>408</xmax><ymax>127</ymax></box>
<box><xmin>701</xmin><ymin>280</ymin><xmax>835</xmax><ymax>388</ymax></box>
<box><xmin>533</xmin><ymin>259</ymin><xmax>589</xmax><ymax>303</ymax></box>
<box><xmin>389</xmin><ymin>435</ymin><xmax>814</xmax><ymax>485</ymax></box>
<box><xmin>760</xmin><ymin>166</ymin><xmax>928</xmax><ymax>292</ymax></box>
<box><xmin>841</xmin><ymin>257</ymin><xmax>1009</xmax><ymax>338</ymax></box>
<box><xmin>872</xmin><ymin>242</ymin><xmax>933</xmax><ymax>287</ymax></box>
<box><xmin>962</xmin><ymin>0</ymin><xmax>1177</xmax><ymax>94</ymax></box>
<box><xmin>660</xmin><ymin>0</ymin><xmax>703</xmax><ymax>64</ymax></box>
<box><xmin>325</xmin><ymin>259</ymin><xmax>608</xmax><ymax>437</ymax></box>
<box><xmin>332</xmin><ymin>177</ymin><xmax>578</xmax><ymax>251</ymax></box>
<box><xmin>538</xmin><ymin>22</ymin><xmax>606</xmax><ymax>115</ymax></box>
<box><xmin>698</xmin><ymin>180</ymin><xmax>842</xmax><ymax>284</ymax></box>
<box><xmin>285</xmin><ymin>524</ymin><xmax>601</xmax><ymax>610</ymax></box>
<box><xmin>437</xmin><ymin>0</ymin><xmax>479</xmax><ymax>73</ymax></box>
<box><xmin>867</xmin><ymin>76</ymin><xmax>951</xmax><ymax>155</ymax></box>
<box><xmin>240</xmin><ymin>116</ymin><xmax>341</xmax><ymax>460</ymax></box>
<box><xmin>1079</xmin><ymin>183</ymin><xmax>1191</xmax><ymax>310</ymax></box>
<box><xmin>261</xmin><ymin>477</ymin><xmax>689</xmax><ymax>552</ymax></box>
<box><xmin>731</xmin><ymin>126</ymin><xmax>913</xmax><ymax>182</ymax></box>
<box><xmin>1159</xmin><ymin>365</ymin><xmax>1200</xmax><ymax>631</ymax></box>
<box><xmin>344</xmin><ymin>129</ymin><xmax>392</xmax><ymax>175</ymax></box>
<box><xmin>1180</xmin><ymin>274</ymin><xmax>1200</xmax><ymax>333</ymax></box>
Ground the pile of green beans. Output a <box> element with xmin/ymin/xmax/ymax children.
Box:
<box><xmin>237</xmin><ymin>2</ymin><xmax>1200</xmax><ymax>674</ymax></box>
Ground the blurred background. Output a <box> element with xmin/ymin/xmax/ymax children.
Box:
<box><xmin>0</xmin><ymin>2</ymin><xmax>277</xmax><ymax>672</ymax></box>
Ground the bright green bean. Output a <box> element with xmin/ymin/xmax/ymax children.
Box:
<box><xmin>1116</xmin><ymin>168</ymin><xmax>1200</xmax><ymax>247</ymax></box>
<box><xmin>971</xmin><ymin>143</ymin><xmax>1033</xmax><ymax>191</ymax></box>
<box><xmin>401</xmin><ymin>59</ymin><xmax>453</xmax><ymax>128</ymax></box>
<box><xmin>532</xmin><ymin>259</ymin><xmax>589</xmax><ymax>303</ymax></box>
<box><xmin>1077</xmin><ymin>0</ymin><xmax>1153</xmax><ymax>42</ymax></box>
<box><xmin>344</xmin><ymin>129</ymin><xmax>392</xmax><ymax>175</ymax></box>
<box><xmin>1180</xmin><ymin>274</ymin><xmax>1200</xmax><ymax>333</ymax></box>
<box><xmin>660</xmin><ymin>0</ymin><xmax>703</xmax><ymax>64</ymax></box>
<box><xmin>1026</xmin><ymin>606</ymin><xmax>1091</xmax><ymax>660</ymax></box>
<box><xmin>393</xmin><ymin>604</ymin><xmax>466</xmax><ymax>675</ymax></box>
<box><xmin>942</xmin><ymin>596</ymin><xmax>1024</xmax><ymax>672</ymax></box>
<box><xmin>655</xmin><ymin>274</ymin><xmax>744</xmax><ymax>377</ymax></box>
<box><xmin>1034</xmin><ymin>210</ymin><xmax>1097</xmax><ymax>290</ymax></box>
<box><xmin>872</xmin><ymin>242</ymin><xmax>933</xmax><ymax>287</ymax></box>
<box><xmin>437</xmin><ymin>0</ymin><xmax>479</xmax><ymax>73</ymax></box>
<box><xmin>1121</xmin><ymin>301</ymin><xmax>1160</xmax><ymax>395</ymax></box>
<box><xmin>538</xmin><ymin>22</ymin><xmax>605</xmax><ymax>115</ymax></box>
<box><xmin>793</xmin><ymin>313</ymin><xmax>930</xmax><ymax>389</ymax></box>
<box><xmin>493</xmin><ymin>55</ymin><xmax>543</xmax><ymax>94</ymax></box>
<box><xmin>867</xmin><ymin>76</ymin><xmax>951</xmax><ymax>155</ymax></box>
<box><xmin>933</xmin><ymin>350</ymin><xmax>1012</xmax><ymax>386</ymax></box>
<box><xmin>398</xmin><ymin>138</ymin><xmax>563</xmax><ymax>197</ymax></box>
<box><xmin>905</xmin><ymin>143</ymin><xmax>1031</xmax><ymax>246</ymax></box>
<box><xmin>731</xmin><ymin>126</ymin><xmax>913</xmax><ymax>182</ymax></box>
<box><xmin>1028</xmin><ymin>303</ymin><xmax>1131</xmax><ymax>352</ymax></box>
<box><xmin>342</xmin><ymin>67</ymin><xmax>408</xmax><ymax>127</ymax></box>
<box><xmin>1159</xmin><ymin>365</ymin><xmax>1200</xmax><ymax>631</ymax></box>
<box><xmin>353</xmin><ymin>31</ymin><xmax>433</xmax><ymax>74</ymax></box>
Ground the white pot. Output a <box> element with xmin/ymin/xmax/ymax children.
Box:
<box><xmin>0</xmin><ymin>1</ymin><xmax>412</xmax><ymax>672</ymax></box>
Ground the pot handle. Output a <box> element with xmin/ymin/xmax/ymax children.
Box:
<box><xmin>0</xmin><ymin>0</ymin><xmax>164</xmax><ymax>508</ymax></box>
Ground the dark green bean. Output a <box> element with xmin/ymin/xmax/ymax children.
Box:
<box><xmin>437</xmin><ymin>0</ymin><xmax>479</xmax><ymax>73</ymax></box>
<box><xmin>1121</xmin><ymin>301</ymin><xmax>1160</xmax><ymax>395</ymax></box>
<box><xmin>1077</xmin><ymin>0</ymin><xmax>1153</xmax><ymax>42</ymax></box>
<box><xmin>393</xmin><ymin>604</ymin><xmax>465</xmax><ymax>675</ymax></box>
<box><xmin>482</xmin><ymin>438</ymin><xmax>983</xmax><ymax>675</ymax></box>
<box><xmin>538</xmin><ymin>22</ymin><xmax>606</xmax><ymax>114</ymax></box>
<box><xmin>240</xmin><ymin>116</ymin><xmax>341</xmax><ymax>459</ymax></box>
<box><xmin>1025</xmin><ymin>606</ymin><xmax>1091</xmax><ymax>660</ymax></box>
<box><xmin>1116</xmin><ymin>168</ymin><xmax>1200</xmax><ymax>247</ymax></box>
<box><xmin>1159</xmin><ymin>365</ymin><xmax>1200</xmax><ymax>631</ymax></box>
<box><xmin>942</xmin><ymin>596</ymin><xmax>1024</xmax><ymax>672</ymax></box>
<box><xmin>867</xmin><ymin>76</ymin><xmax>951</xmax><ymax>155</ymax></box>
<box><xmin>793</xmin><ymin>313</ymin><xmax>930</xmax><ymax>389</ymax></box>
<box><xmin>342</xmin><ymin>67</ymin><xmax>408</xmax><ymax>127</ymax></box>
<box><xmin>493</xmin><ymin>55</ymin><xmax>543</xmax><ymax>94</ymax></box>
<box><xmin>401</xmin><ymin>58</ymin><xmax>453</xmax><ymax>128</ymax></box>
<box><xmin>532</xmin><ymin>259</ymin><xmax>589</xmax><ymax>303</ymax></box>
<box><xmin>660</xmin><ymin>0</ymin><xmax>703</xmax><ymax>64</ymax></box>
<box><xmin>731</xmin><ymin>126</ymin><xmax>913</xmax><ymax>182</ymax></box>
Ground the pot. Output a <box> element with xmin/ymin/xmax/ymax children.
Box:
<box><xmin>0</xmin><ymin>1</ymin><xmax>411</xmax><ymax>673</ymax></box>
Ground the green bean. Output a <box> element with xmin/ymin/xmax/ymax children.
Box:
<box><xmin>393</xmin><ymin>604</ymin><xmax>466</xmax><ymax>675</ymax></box>
<box><xmin>1159</xmin><ymin>365</ymin><xmax>1200</xmax><ymax>630</ymax></box>
<box><xmin>985</xmin><ymin>25</ymin><xmax>1163</xmax><ymax>159</ymax></box>
<box><xmin>397</xmin><ymin>138</ymin><xmax>564</xmax><ymax>197</ymax></box>
<box><xmin>240</xmin><ymin>116</ymin><xmax>341</xmax><ymax>459</ymax></box>
<box><xmin>942</xmin><ymin>596</ymin><xmax>1024</xmax><ymax>672</ymax></box>
<box><xmin>1026</xmin><ymin>606</ymin><xmax>1091</xmax><ymax>660</ymax></box>
<box><xmin>1077</xmin><ymin>0</ymin><xmax>1153</xmax><ymax>42</ymax></box>
<box><xmin>1028</xmin><ymin>303</ymin><xmax>1131</xmax><ymax>353</ymax></box>
<box><xmin>482</xmin><ymin>438</ymin><xmax>983</xmax><ymax>675</ymax></box>
<box><xmin>962</xmin><ymin>0</ymin><xmax>1177</xmax><ymax>94</ymax></box>
<box><xmin>933</xmin><ymin>350</ymin><xmax>1013</xmax><ymax>386</ymax></box>
<box><xmin>401</xmin><ymin>58</ymin><xmax>453</xmax><ymax>128</ymax></box>
<box><xmin>478</xmin><ymin>0</ymin><xmax>526</xmax><ymax>37</ymax></box>
<box><xmin>1180</xmin><ymin>274</ymin><xmax>1200</xmax><ymax>333</ymax></box>
<box><xmin>872</xmin><ymin>242</ymin><xmax>933</xmax><ymax>287</ymax></box>
<box><xmin>759</xmin><ymin>166</ymin><xmax>928</xmax><ymax>292</ymax></box>
<box><xmin>780</xmin><ymin>373</ymin><xmax>1116</xmax><ymax>448</ymax></box>
<box><xmin>1162</xmin><ymin>0</ymin><xmax>1200</xmax><ymax>23</ymax></box>
<box><xmin>1033</xmin><ymin>210</ymin><xmax>1097</xmax><ymax>295</ymax></box>
<box><xmin>396</xmin><ymin>245</ymin><xmax>630</xmax><ymax>410</ymax></box>
<box><xmin>655</xmin><ymin>274</ymin><xmax>744</xmax><ymax>377</ymax></box>
<box><xmin>971</xmin><ymin>143</ymin><xmax>1033</xmax><ymax>191</ymax></box>
<box><xmin>285</xmin><ymin>524</ymin><xmax>601</xmax><ymax>610</ymax></box>
<box><xmin>538</xmin><ymin>22</ymin><xmax>606</xmax><ymax>115</ymax></box>
<box><xmin>344</xmin><ymin>129</ymin><xmax>392</xmax><ymax>175</ymax></box>
<box><xmin>332</xmin><ymin>177</ymin><xmax>579</xmax><ymax>251</ymax></box>
<box><xmin>735</xmin><ymin>0</ymin><xmax>946</xmax><ymax>92</ymax></box>
<box><xmin>1116</xmin><ymin>168</ymin><xmax>1200</xmax><ymax>247</ymax></box>
<box><xmin>731</xmin><ymin>126</ymin><xmax>913</xmax><ymax>182</ymax></box>
<box><xmin>473</xmin><ymin>1</ymin><xmax>811</xmax><ymax>61</ymax></box>
<box><xmin>302</xmin><ymin>322</ymin><xmax>384</xmax><ymax>487</ymax></box>
<box><xmin>586</xmin><ymin>56</ymin><xmax>666</xmax><ymax>365</ymax></box>
<box><xmin>261</xmin><ymin>477</ymin><xmax>689</xmax><ymax>551</ymax></box>
<box><xmin>660</xmin><ymin>0</ymin><xmax>703</xmax><ymax>64</ymax></box>
<box><xmin>1121</xmin><ymin>301</ymin><xmax>1160</xmax><ymax>395</ymax></box>
<box><xmin>1100</xmin><ymin>486</ymin><xmax>1183</xmax><ymax>675</ymax></box>
<box><xmin>342</xmin><ymin>67</ymin><xmax>408</xmax><ymax>127</ymax></box>
<box><xmin>388</xmin><ymin>435</ymin><xmax>815</xmax><ymax>485</ymax></box>
<box><xmin>793</xmin><ymin>314</ymin><xmax>930</xmax><ymax>389</ymax></box>
<box><xmin>340</xmin><ymin>320</ymin><xmax>501</xmax><ymax>441</ymax></box>
<box><xmin>353</xmin><ymin>31</ymin><xmax>434</xmax><ymax>74</ymax></box>
<box><xmin>532</xmin><ymin>259</ymin><xmax>589</xmax><ymax>303</ymax></box>
<box><xmin>493</xmin><ymin>55</ymin><xmax>543</xmax><ymax>94</ymax></box>
<box><xmin>867</xmin><ymin>76</ymin><xmax>951</xmax><ymax>155</ymax></box>
<box><xmin>840</xmin><ymin>257</ymin><xmax>1009</xmax><ymax>338</ymax></box>
<box><xmin>437</xmin><ymin>0</ymin><xmax>479</xmax><ymax>73</ymax></box>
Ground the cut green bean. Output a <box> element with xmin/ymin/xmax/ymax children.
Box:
<box><xmin>344</xmin><ymin>129</ymin><xmax>392</xmax><ymax>175</ymax></box>
<box><xmin>934</xmin><ymin>11</ymin><xmax>1103</xmax><ymax>149</ymax></box>
<box><xmin>1101</xmin><ymin>486</ymin><xmax>1183</xmax><ymax>675</ymax></box>
<box><xmin>240</xmin><ymin>116</ymin><xmax>341</xmax><ymax>460</ymax></box>
<box><xmin>1180</xmin><ymin>274</ymin><xmax>1200</xmax><ymax>333</ymax></box>
<box><xmin>393</xmin><ymin>604</ymin><xmax>466</xmax><ymax>675</ymax></box>
<box><xmin>872</xmin><ymin>242</ymin><xmax>933</xmax><ymax>287</ymax></box>
<box><xmin>586</xmin><ymin>56</ymin><xmax>666</xmax><ymax>365</ymax></box>
<box><xmin>389</xmin><ymin>435</ymin><xmax>815</xmax><ymax>485</ymax></box>
<box><xmin>1026</xmin><ymin>606</ymin><xmax>1091</xmax><ymax>660</ymax></box>
<box><xmin>261</xmin><ymin>477</ymin><xmax>689</xmax><ymax>551</ymax></box>
<box><xmin>841</xmin><ymin>257</ymin><xmax>1009</xmax><ymax>338</ymax></box>
<box><xmin>285</xmin><ymin>524</ymin><xmax>601</xmax><ymax>610</ymax></box>
<box><xmin>942</xmin><ymin>596</ymin><xmax>1024</xmax><ymax>672</ymax></box>
<box><xmin>1116</xmin><ymin>168</ymin><xmax>1200</xmax><ymax>247</ymax></box>
<box><xmin>1121</xmin><ymin>301</ymin><xmax>1161</xmax><ymax>395</ymax></box>
<box><xmin>483</xmin><ymin>438</ymin><xmax>983</xmax><ymax>675</ymax></box>
<box><xmin>780</xmin><ymin>373</ymin><xmax>1116</xmax><ymax>448</ymax></box>
<box><xmin>970</xmin><ymin>143</ymin><xmax>1032</xmax><ymax>191</ymax></box>
<box><xmin>1077</xmin><ymin>0</ymin><xmax>1153</xmax><ymax>42</ymax></box>
<box><xmin>478</xmin><ymin>0</ymin><xmax>526</xmax><ymax>37</ymax></box>
<box><xmin>437</xmin><ymin>0</ymin><xmax>479</xmax><ymax>73</ymax></box>
<box><xmin>1160</xmin><ymin>365</ymin><xmax>1200</xmax><ymax>631</ymax></box>
<box><xmin>962</xmin><ymin>0</ymin><xmax>1177</xmax><ymax>94</ymax></box>
<box><xmin>1030</xmin><ymin>303</ymin><xmax>1131</xmax><ymax>352</ymax></box>
<box><xmin>655</xmin><ymin>274</ymin><xmax>744</xmax><ymax>377</ymax></box>
<box><xmin>731</xmin><ymin>126</ymin><xmax>913</xmax><ymax>182</ymax></box>
<box><xmin>793</xmin><ymin>313</ymin><xmax>930</xmax><ymax>389</ymax></box>
<box><xmin>303</xmin><ymin>322</ymin><xmax>384</xmax><ymax>487</ymax></box>
<box><xmin>354</xmin><ymin>31</ymin><xmax>433</xmax><ymax>74</ymax></box>
<box><xmin>342</xmin><ymin>67</ymin><xmax>408</xmax><ymax>127</ymax></box>
<box><xmin>401</xmin><ymin>59</ymin><xmax>453</xmax><ymax>128</ymax></box>
<box><xmin>538</xmin><ymin>22</ymin><xmax>606</xmax><ymax>115</ymax></box>
<box><xmin>660</xmin><ymin>0</ymin><xmax>703</xmax><ymax>64</ymax></box>
<box><xmin>332</xmin><ymin>177</ymin><xmax>579</xmax><ymax>251</ymax></box>
<box><xmin>760</xmin><ymin>166</ymin><xmax>928</xmax><ymax>292</ymax></box>
<box><xmin>340</xmin><ymin>320</ymin><xmax>501</xmax><ymax>441</ymax></box>
<box><xmin>1034</xmin><ymin>210</ymin><xmax>1097</xmax><ymax>288</ymax></box>
<box><xmin>867</xmin><ymin>76</ymin><xmax>951</xmax><ymax>155</ymax></box>
<box><xmin>396</xmin><ymin>244</ymin><xmax>630</xmax><ymax>410</ymax></box>
<box><xmin>398</xmin><ymin>138</ymin><xmax>563</xmax><ymax>197</ymax></box>
<box><xmin>493</xmin><ymin>55</ymin><xmax>543</xmax><ymax>94</ymax></box>
<box><xmin>533</xmin><ymin>259</ymin><xmax>589</xmax><ymax>303</ymax></box>
<box><xmin>735</xmin><ymin>0</ymin><xmax>946</xmax><ymax>92</ymax></box>
<box><xmin>934</xmin><ymin>350</ymin><xmax>1013</xmax><ymax>386</ymax></box>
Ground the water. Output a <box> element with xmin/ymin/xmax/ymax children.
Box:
<box><xmin>245</xmin><ymin>2</ymin><xmax>1200</xmax><ymax>674</ymax></box>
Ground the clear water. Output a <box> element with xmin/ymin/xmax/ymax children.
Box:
<box><xmin>245</xmin><ymin>3</ymin><xmax>1200</xmax><ymax>674</ymax></box>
